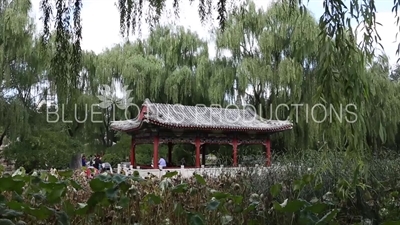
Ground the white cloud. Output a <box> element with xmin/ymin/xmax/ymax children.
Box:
<box><xmin>353</xmin><ymin>12</ymin><xmax>399</xmax><ymax>66</ymax></box>
<box><xmin>29</xmin><ymin>0</ymin><xmax>122</xmax><ymax>53</ymax></box>
<box><xmin>374</xmin><ymin>12</ymin><xmax>399</xmax><ymax>66</ymax></box>
<box><xmin>80</xmin><ymin>1</ymin><xmax>122</xmax><ymax>53</ymax></box>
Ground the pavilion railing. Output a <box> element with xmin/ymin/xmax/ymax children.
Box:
<box><xmin>114</xmin><ymin>163</ymin><xmax>306</xmax><ymax>179</ymax></box>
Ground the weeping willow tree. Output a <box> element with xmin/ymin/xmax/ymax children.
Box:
<box><xmin>261</xmin><ymin>1</ymin><xmax>321</xmax><ymax>150</ymax></box>
<box><xmin>93</xmin><ymin>41</ymin><xmax>163</xmax><ymax>147</ymax></box>
<box><xmin>214</xmin><ymin>1</ymin><xmax>320</xmax><ymax>150</ymax></box>
<box><xmin>0</xmin><ymin>0</ymin><xmax>88</xmax><ymax>169</ymax></box>
<box><xmin>365</xmin><ymin>55</ymin><xmax>400</xmax><ymax>153</ymax></box>
<box><xmin>0</xmin><ymin>0</ymin><xmax>45</xmax><ymax>142</ymax></box>
<box><xmin>96</xmin><ymin>25</ymin><xmax>211</xmax><ymax>105</ymax></box>
<box><xmin>213</xmin><ymin>1</ymin><xmax>268</xmax><ymax>105</ymax></box>
<box><xmin>145</xmin><ymin>26</ymin><xmax>211</xmax><ymax>105</ymax></box>
<box><xmin>210</xmin><ymin>0</ymin><xmax>400</xmax><ymax>155</ymax></box>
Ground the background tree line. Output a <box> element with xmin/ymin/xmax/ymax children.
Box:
<box><xmin>1</xmin><ymin>0</ymin><xmax>400</xmax><ymax>171</ymax></box>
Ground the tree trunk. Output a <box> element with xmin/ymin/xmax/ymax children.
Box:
<box><xmin>69</xmin><ymin>154</ymin><xmax>82</xmax><ymax>170</ymax></box>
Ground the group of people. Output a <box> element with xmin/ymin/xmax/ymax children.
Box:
<box><xmin>81</xmin><ymin>154</ymin><xmax>112</xmax><ymax>173</ymax></box>
<box><xmin>82</xmin><ymin>154</ymin><xmax>187</xmax><ymax>173</ymax></box>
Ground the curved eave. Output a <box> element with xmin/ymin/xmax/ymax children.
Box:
<box><xmin>110</xmin><ymin>120</ymin><xmax>144</xmax><ymax>132</ymax></box>
<box><xmin>111</xmin><ymin>118</ymin><xmax>293</xmax><ymax>133</ymax></box>
<box><xmin>147</xmin><ymin>119</ymin><xmax>293</xmax><ymax>133</ymax></box>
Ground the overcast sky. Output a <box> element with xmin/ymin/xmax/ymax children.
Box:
<box><xmin>29</xmin><ymin>0</ymin><xmax>400</xmax><ymax>65</ymax></box>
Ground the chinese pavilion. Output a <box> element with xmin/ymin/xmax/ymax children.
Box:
<box><xmin>110</xmin><ymin>99</ymin><xmax>293</xmax><ymax>169</ymax></box>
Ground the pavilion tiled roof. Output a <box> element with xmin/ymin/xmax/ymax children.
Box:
<box><xmin>110</xmin><ymin>99</ymin><xmax>293</xmax><ymax>132</ymax></box>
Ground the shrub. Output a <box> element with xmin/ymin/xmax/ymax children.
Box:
<box><xmin>101</xmin><ymin>153</ymin><xmax>123</xmax><ymax>167</ymax></box>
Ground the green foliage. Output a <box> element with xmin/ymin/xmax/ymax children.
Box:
<box><xmin>3</xmin><ymin>127</ymin><xmax>83</xmax><ymax>172</ymax></box>
<box><xmin>100</xmin><ymin>154</ymin><xmax>121</xmax><ymax>167</ymax></box>
<box><xmin>2</xmin><ymin>151</ymin><xmax>400</xmax><ymax>225</ymax></box>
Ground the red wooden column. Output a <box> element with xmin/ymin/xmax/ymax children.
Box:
<box><xmin>195</xmin><ymin>137</ymin><xmax>201</xmax><ymax>168</ymax></box>
<box><xmin>266</xmin><ymin>138</ymin><xmax>271</xmax><ymax>167</ymax></box>
<box><xmin>130</xmin><ymin>136</ymin><xmax>136</xmax><ymax>166</ymax></box>
<box><xmin>232</xmin><ymin>138</ymin><xmax>238</xmax><ymax>167</ymax></box>
<box><xmin>153</xmin><ymin>136</ymin><xmax>159</xmax><ymax>169</ymax></box>
<box><xmin>167</xmin><ymin>142</ymin><xmax>173</xmax><ymax>165</ymax></box>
